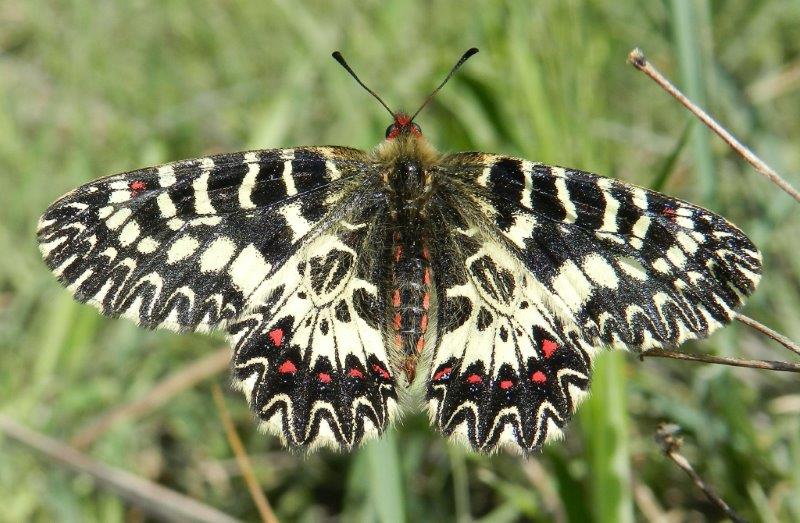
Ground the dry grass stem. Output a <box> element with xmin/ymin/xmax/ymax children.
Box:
<box><xmin>71</xmin><ymin>347</ymin><xmax>231</xmax><ymax>449</ymax></box>
<box><xmin>640</xmin><ymin>348</ymin><xmax>800</xmax><ymax>373</ymax></box>
<box><xmin>655</xmin><ymin>424</ymin><xmax>746</xmax><ymax>523</ymax></box>
<box><xmin>628</xmin><ymin>48</ymin><xmax>800</xmax><ymax>203</ymax></box>
<box><xmin>628</xmin><ymin>49</ymin><xmax>800</xmax><ymax>375</ymax></box>
<box><xmin>633</xmin><ymin>480</ymin><xmax>681</xmax><ymax>523</ymax></box>
<box><xmin>0</xmin><ymin>415</ymin><xmax>239</xmax><ymax>523</ymax></box>
<box><xmin>735</xmin><ymin>313</ymin><xmax>800</xmax><ymax>358</ymax></box>
<box><xmin>521</xmin><ymin>459</ymin><xmax>568</xmax><ymax>523</ymax></box>
<box><xmin>211</xmin><ymin>383</ymin><xmax>278</xmax><ymax>523</ymax></box>
<box><xmin>747</xmin><ymin>59</ymin><xmax>800</xmax><ymax>102</ymax></box>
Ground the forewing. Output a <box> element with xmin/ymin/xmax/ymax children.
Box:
<box><xmin>438</xmin><ymin>153</ymin><xmax>761</xmax><ymax>350</ymax></box>
<box><xmin>227</xmin><ymin>202</ymin><xmax>399</xmax><ymax>450</ymax></box>
<box><xmin>37</xmin><ymin>146</ymin><xmax>370</xmax><ymax>332</ymax></box>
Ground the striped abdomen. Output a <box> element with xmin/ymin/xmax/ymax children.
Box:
<box><xmin>390</xmin><ymin>227</ymin><xmax>431</xmax><ymax>384</ymax></box>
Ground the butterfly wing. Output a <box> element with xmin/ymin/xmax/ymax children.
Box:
<box><xmin>227</xmin><ymin>203</ymin><xmax>399</xmax><ymax>450</ymax></box>
<box><xmin>425</xmin><ymin>219</ymin><xmax>593</xmax><ymax>453</ymax></box>
<box><xmin>425</xmin><ymin>154</ymin><xmax>761</xmax><ymax>453</ymax></box>
<box><xmin>37</xmin><ymin>147</ymin><xmax>368</xmax><ymax>332</ymax></box>
<box><xmin>450</xmin><ymin>153</ymin><xmax>761</xmax><ymax>347</ymax></box>
<box><xmin>38</xmin><ymin>146</ymin><xmax>399</xmax><ymax>450</ymax></box>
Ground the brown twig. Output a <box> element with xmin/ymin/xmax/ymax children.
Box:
<box><xmin>655</xmin><ymin>423</ymin><xmax>747</xmax><ymax>523</ymax></box>
<box><xmin>211</xmin><ymin>383</ymin><xmax>278</xmax><ymax>523</ymax></box>
<box><xmin>735</xmin><ymin>313</ymin><xmax>800</xmax><ymax>358</ymax></box>
<box><xmin>0</xmin><ymin>415</ymin><xmax>240</xmax><ymax>523</ymax></box>
<box><xmin>640</xmin><ymin>348</ymin><xmax>800</xmax><ymax>373</ymax></box>
<box><xmin>628</xmin><ymin>48</ymin><xmax>800</xmax><ymax>203</ymax></box>
<box><xmin>71</xmin><ymin>347</ymin><xmax>230</xmax><ymax>449</ymax></box>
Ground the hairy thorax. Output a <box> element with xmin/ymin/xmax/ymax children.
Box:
<box><xmin>374</xmin><ymin>134</ymin><xmax>440</xmax><ymax>198</ymax></box>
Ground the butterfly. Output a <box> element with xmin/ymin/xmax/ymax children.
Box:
<box><xmin>37</xmin><ymin>48</ymin><xmax>761</xmax><ymax>453</ymax></box>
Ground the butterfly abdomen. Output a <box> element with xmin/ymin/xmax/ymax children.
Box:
<box><xmin>390</xmin><ymin>228</ymin><xmax>431</xmax><ymax>384</ymax></box>
<box><xmin>385</xmin><ymin>156</ymin><xmax>434</xmax><ymax>385</ymax></box>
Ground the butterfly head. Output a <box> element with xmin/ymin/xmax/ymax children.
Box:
<box><xmin>385</xmin><ymin>113</ymin><xmax>422</xmax><ymax>140</ymax></box>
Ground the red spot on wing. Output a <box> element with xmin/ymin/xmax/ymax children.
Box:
<box><xmin>466</xmin><ymin>374</ymin><xmax>483</xmax><ymax>385</ymax></box>
<box><xmin>372</xmin><ymin>363</ymin><xmax>391</xmax><ymax>380</ymax></box>
<box><xmin>422</xmin><ymin>247</ymin><xmax>430</xmax><ymax>260</ymax></box>
<box><xmin>420</xmin><ymin>313</ymin><xmax>429</xmax><ymax>332</ymax></box>
<box><xmin>423</xmin><ymin>268</ymin><xmax>431</xmax><ymax>285</ymax></box>
<box><xmin>392</xmin><ymin>289</ymin><xmax>401</xmax><ymax>307</ymax></box>
<box><xmin>542</xmin><ymin>339</ymin><xmax>558</xmax><ymax>358</ymax></box>
<box><xmin>393</xmin><ymin>312</ymin><xmax>402</xmax><ymax>330</ymax></box>
<box><xmin>422</xmin><ymin>293</ymin><xmax>430</xmax><ymax>309</ymax></box>
<box><xmin>415</xmin><ymin>335</ymin><xmax>425</xmax><ymax>353</ymax></box>
<box><xmin>268</xmin><ymin>328</ymin><xmax>284</xmax><ymax>347</ymax></box>
<box><xmin>531</xmin><ymin>371</ymin><xmax>547</xmax><ymax>384</ymax></box>
<box><xmin>348</xmin><ymin>368</ymin><xmax>365</xmax><ymax>379</ymax></box>
<box><xmin>499</xmin><ymin>380</ymin><xmax>514</xmax><ymax>390</ymax></box>
<box><xmin>129</xmin><ymin>180</ymin><xmax>146</xmax><ymax>192</ymax></box>
<box><xmin>394</xmin><ymin>245</ymin><xmax>403</xmax><ymax>262</ymax></box>
<box><xmin>662</xmin><ymin>206</ymin><xmax>678</xmax><ymax>221</ymax></box>
<box><xmin>318</xmin><ymin>372</ymin><xmax>332</xmax><ymax>384</ymax></box>
<box><xmin>433</xmin><ymin>367</ymin><xmax>452</xmax><ymax>381</ymax></box>
<box><xmin>278</xmin><ymin>360</ymin><xmax>297</xmax><ymax>374</ymax></box>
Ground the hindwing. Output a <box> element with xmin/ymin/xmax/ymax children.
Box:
<box><xmin>426</xmin><ymin>200</ymin><xmax>593</xmax><ymax>453</ymax></box>
<box><xmin>227</xmin><ymin>204</ymin><xmax>398</xmax><ymax>450</ymax></box>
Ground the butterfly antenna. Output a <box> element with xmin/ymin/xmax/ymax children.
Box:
<box><xmin>332</xmin><ymin>51</ymin><xmax>395</xmax><ymax>118</ymax></box>
<box><xmin>410</xmin><ymin>47</ymin><xmax>479</xmax><ymax>122</ymax></box>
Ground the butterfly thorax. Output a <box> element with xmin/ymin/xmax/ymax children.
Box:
<box><xmin>376</xmin><ymin>133</ymin><xmax>439</xmax><ymax>385</ymax></box>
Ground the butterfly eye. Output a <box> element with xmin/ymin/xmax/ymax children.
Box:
<box><xmin>385</xmin><ymin>124</ymin><xmax>396</xmax><ymax>139</ymax></box>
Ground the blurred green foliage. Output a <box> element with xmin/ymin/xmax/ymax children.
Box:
<box><xmin>1</xmin><ymin>1</ymin><xmax>799</xmax><ymax>521</ymax></box>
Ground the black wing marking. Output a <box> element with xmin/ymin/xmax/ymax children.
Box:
<box><xmin>227</xmin><ymin>201</ymin><xmax>398</xmax><ymax>450</ymax></box>
<box><xmin>437</xmin><ymin>153</ymin><xmax>761</xmax><ymax>350</ymax></box>
<box><xmin>37</xmin><ymin>146</ymin><xmax>372</xmax><ymax>332</ymax></box>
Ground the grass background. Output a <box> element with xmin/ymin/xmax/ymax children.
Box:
<box><xmin>1</xmin><ymin>0</ymin><xmax>799</xmax><ymax>521</ymax></box>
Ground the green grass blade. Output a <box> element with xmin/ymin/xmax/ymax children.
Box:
<box><xmin>650</xmin><ymin>122</ymin><xmax>692</xmax><ymax>192</ymax></box>
<box><xmin>670</xmin><ymin>0</ymin><xmax>717</xmax><ymax>202</ymax></box>
<box><xmin>581</xmin><ymin>352</ymin><xmax>633</xmax><ymax>523</ymax></box>
<box><xmin>448</xmin><ymin>445</ymin><xmax>471</xmax><ymax>522</ymax></box>
<box><xmin>365</xmin><ymin>431</ymin><xmax>405</xmax><ymax>523</ymax></box>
